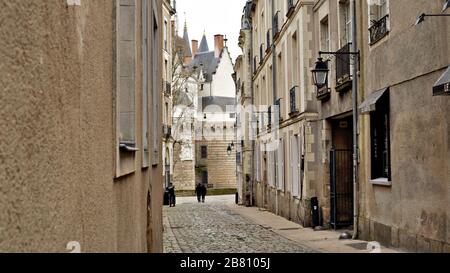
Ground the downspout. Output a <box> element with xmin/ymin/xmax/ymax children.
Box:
<box><xmin>249</xmin><ymin>21</ymin><xmax>255</xmax><ymax>207</ymax></box>
<box><xmin>350</xmin><ymin>0</ymin><xmax>359</xmax><ymax>240</ymax></box>
<box><xmin>271</xmin><ymin>0</ymin><xmax>278</xmax><ymax>216</ymax></box>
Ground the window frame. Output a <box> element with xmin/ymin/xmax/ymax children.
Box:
<box><xmin>370</xmin><ymin>92</ymin><xmax>392</xmax><ymax>183</ymax></box>
<box><xmin>201</xmin><ymin>145</ymin><xmax>208</xmax><ymax>159</ymax></box>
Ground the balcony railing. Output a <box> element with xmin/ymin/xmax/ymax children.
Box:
<box><xmin>335</xmin><ymin>43</ymin><xmax>352</xmax><ymax>91</ymax></box>
<box><xmin>273</xmin><ymin>11</ymin><xmax>280</xmax><ymax>39</ymax></box>
<box><xmin>317</xmin><ymin>85</ymin><xmax>331</xmax><ymax>100</ymax></box>
<box><xmin>163</xmin><ymin>125</ymin><xmax>172</xmax><ymax>139</ymax></box>
<box><xmin>275</xmin><ymin>99</ymin><xmax>282</xmax><ymax>120</ymax></box>
<box><xmin>266</xmin><ymin>29</ymin><xmax>272</xmax><ymax>52</ymax></box>
<box><xmin>289</xmin><ymin>86</ymin><xmax>299</xmax><ymax>115</ymax></box>
<box><xmin>253</xmin><ymin>56</ymin><xmax>258</xmax><ymax>72</ymax></box>
<box><xmin>268</xmin><ymin>106</ymin><xmax>272</xmax><ymax>126</ymax></box>
<box><xmin>164</xmin><ymin>81</ymin><xmax>171</xmax><ymax>96</ymax></box>
<box><xmin>286</xmin><ymin>0</ymin><xmax>295</xmax><ymax>17</ymax></box>
<box><xmin>369</xmin><ymin>15</ymin><xmax>389</xmax><ymax>45</ymax></box>
<box><xmin>260</xmin><ymin>43</ymin><xmax>265</xmax><ymax>63</ymax></box>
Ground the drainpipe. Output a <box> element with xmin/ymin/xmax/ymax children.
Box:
<box><xmin>271</xmin><ymin>0</ymin><xmax>278</xmax><ymax>216</ymax></box>
<box><xmin>350</xmin><ymin>0</ymin><xmax>359</xmax><ymax>240</ymax></box>
<box><xmin>249</xmin><ymin>26</ymin><xmax>255</xmax><ymax>207</ymax></box>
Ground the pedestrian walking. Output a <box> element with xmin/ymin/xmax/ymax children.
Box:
<box><xmin>195</xmin><ymin>183</ymin><xmax>203</xmax><ymax>203</ymax></box>
<box><xmin>201</xmin><ymin>183</ymin><xmax>207</xmax><ymax>203</ymax></box>
<box><xmin>168</xmin><ymin>183</ymin><xmax>176</xmax><ymax>207</ymax></box>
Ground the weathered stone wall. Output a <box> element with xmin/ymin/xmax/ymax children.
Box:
<box><xmin>357</xmin><ymin>0</ymin><xmax>450</xmax><ymax>252</ymax></box>
<box><xmin>173</xmin><ymin>143</ymin><xmax>196</xmax><ymax>191</ymax></box>
<box><xmin>0</xmin><ymin>0</ymin><xmax>163</xmax><ymax>253</ymax></box>
<box><xmin>195</xmin><ymin>140</ymin><xmax>237</xmax><ymax>190</ymax></box>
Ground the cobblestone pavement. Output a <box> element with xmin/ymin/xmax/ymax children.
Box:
<box><xmin>163</xmin><ymin>196</ymin><xmax>317</xmax><ymax>253</ymax></box>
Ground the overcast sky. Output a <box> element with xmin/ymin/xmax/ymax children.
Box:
<box><xmin>174</xmin><ymin>0</ymin><xmax>248</xmax><ymax>62</ymax></box>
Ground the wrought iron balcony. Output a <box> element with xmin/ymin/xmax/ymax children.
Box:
<box><xmin>275</xmin><ymin>98</ymin><xmax>282</xmax><ymax>120</ymax></box>
<box><xmin>163</xmin><ymin>125</ymin><xmax>172</xmax><ymax>139</ymax></box>
<box><xmin>164</xmin><ymin>81</ymin><xmax>171</xmax><ymax>96</ymax></box>
<box><xmin>273</xmin><ymin>11</ymin><xmax>280</xmax><ymax>39</ymax></box>
<box><xmin>317</xmin><ymin>85</ymin><xmax>331</xmax><ymax>100</ymax></box>
<box><xmin>286</xmin><ymin>0</ymin><xmax>295</xmax><ymax>17</ymax></box>
<box><xmin>369</xmin><ymin>15</ymin><xmax>389</xmax><ymax>45</ymax></box>
<box><xmin>335</xmin><ymin>43</ymin><xmax>352</xmax><ymax>92</ymax></box>
<box><xmin>268</xmin><ymin>106</ymin><xmax>272</xmax><ymax>126</ymax></box>
<box><xmin>289</xmin><ymin>86</ymin><xmax>299</xmax><ymax>115</ymax></box>
<box><xmin>253</xmin><ymin>56</ymin><xmax>258</xmax><ymax>72</ymax></box>
<box><xmin>266</xmin><ymin>29</ymin><xmax>271</xmax><ymax>52</ymax></box>
<box><xmin>260</xmin><ymin>43</ymin><xmax>265</xmax><ymax>63</ymax></box>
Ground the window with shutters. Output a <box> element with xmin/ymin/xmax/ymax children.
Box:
<box><xmin>277</xmin><ymin>138</ymin><xmax>285</xmax><ymax>191</ymax></box>
<box><xmin>142</xmin><ymin>0</ymin><xmax>150</xmax><ymax>167</ymax></box>
<box><xmin>291</xmin><ymin>135</ymin><xmax>299</xmax><ymax>197</ymax></box>
<box><xmin>256</xmin><ymin>144</ymin><xmax>261</xmax><ymax>182</ymax></box>
<box><xmin>116</xmin><ymin>0</ymin><xmax>138</xmax><ymax>177</ymax></box>
<box><xmin>118</xmin><ymin>0</ymin><xmax>136</xmax><ymax>149</ymax></box>
<box><xmin>290</xmin><ymin>135</ymin><xmax>303</xmax><ymax>198</ymax></box>
<box><xmin>151</xmin><ymin>10</ymin><xmax>160</xmax><ymax>166</ymax></box>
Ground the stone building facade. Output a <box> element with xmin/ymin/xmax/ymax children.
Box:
<box><xmin>355</xmin><ymin>0</ymin><xmax>450</xmax><ymax>253</ymax></box>
<box><xmin>162</xmin><ymin>0</ymin><xmax>176</xmax><ymax>189</ymax></box>
<box><xmin>236</xmin><ymin>0</ymin><xmax>449</xmax><ymax>252</ymax></box>
<box><xmin>172</xmin><ymin>26</ymin><xmax>237</xmax><ymax>191</ymax></box>
<box><xmin>236</xmin><ymin>0</ymin><xmax>320</xmax><ymax>225</ymax></box>
<box><xmin>0</xmin><ymin>0</ymin><xmax>164</xmax><ymax>253</ymax></box>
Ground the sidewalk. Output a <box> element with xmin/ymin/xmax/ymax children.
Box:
<box><xmin>228</xmin><ymin>204</ymin><xmax>401</xmax><ymax>253</ymax></box>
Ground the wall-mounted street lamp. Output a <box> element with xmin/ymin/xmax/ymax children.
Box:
<box><xmin>443</xmin><ymin>0</ymin><xmax>450</xmax><ymax>11</ymax></box>
<box><xmin>415</xmin><ymin>13</ymin><xmax>450</xmax><ymax>25</ymax></box>
<box><xmin>312</xmin><ymin>50</ymin><xmax>360</xmax><ymax>89</ymax></box>
<box><xmin>414</xmin><ymin>3</ymin><xmax>450</xmax><ymax>96</ymax></box>
<box><xmin>311</xmin><ymin>57</ymin><xmax>329</xmax><ymax>89</ymax></box>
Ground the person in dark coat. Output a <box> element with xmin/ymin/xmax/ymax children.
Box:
<box><xmin>168</xmin><ymin>183</ymin><xmax>176</xmax><ymax>207</ymax></box>
<box><xmin>201</xmin><ymin>183</ymin><xmax>207</xmax><ymax>203</ymax></box>
<box><xmin>195</xmin><ymin>183</ymin><xmax>202</xmax><ymax>203</ymax></box>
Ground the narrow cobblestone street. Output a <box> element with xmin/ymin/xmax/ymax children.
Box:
<box><xmin>163</xmin><ymin>196</ymin><xmax>317</xmax><ymax>253</ymax></box>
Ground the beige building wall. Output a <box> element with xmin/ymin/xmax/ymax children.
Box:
<box><xmin>241</xmin><ymin>0</ymin><xmax>319</xmax><ymax>226</ymax></box>
<box><xmin>358</xmin><ymin>0</ymin><xmax>450</xmax><ymax>252</ymax></box>
<box><xmin>0</xmin><ymin>0</ymin><xmax>164</xmax><ymax>253</ymax></box>
<box><xmin>162</xmin><ymin>0</ymin><xmax>175</xmax><ymax>189</ymax></box>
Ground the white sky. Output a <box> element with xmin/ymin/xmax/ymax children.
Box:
<box><xmin>174</xmin><ymin>0</ymin><xmax>248</xmax><ymax>62</ymax></box>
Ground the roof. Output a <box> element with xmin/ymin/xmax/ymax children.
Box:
<box><xmin>199</xmin><ymin>34</ymin><xmax>209</xmax><ymax>53</ymax></box>
<box><xmin>188</xmin><ymin>51</ymin><xmax>219</xmax><ymax>82</ymax></box>
<box><xmin>200</xmin><ymin>96</ymin><xmax>236</xmax><ymax>112</ymax></box>
<box><xmin>182</xmin><ymin>23</ymin><xmax>192</xmax><ymax>57</ymax></box>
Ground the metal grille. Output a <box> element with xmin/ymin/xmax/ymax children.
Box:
<box><xmin>336</xmin><ymin>43</ymin><xmax>351</xmax><ymax>85</ymax></box>
<box><xmin>330</xmin><ymin>149</ymin><xmax>353</xmax><ymax>229</ymax></box>
<box><xmin>369</xmin><ymin>15</ymin><xmax>389</xmax><ymax>45</ymax></box>
<box><xmin>289</xmin><ymin>86</ymin><xmax>298</xmax><ymax>114</ymax></box>
<box><xmin>273</xmin><ymin>11</ymin><xmax>280</xmax><ymax>38</ymax></box>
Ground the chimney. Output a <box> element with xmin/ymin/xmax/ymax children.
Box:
<box><xmin>214</xmin><ymin>34</ymin><xmax>224</xmax><ymax>59</ymax></box>
<box><xmin>191</xmin><ymin>40</ymin><xmax>198</xmax><ymax>57</ymax></box>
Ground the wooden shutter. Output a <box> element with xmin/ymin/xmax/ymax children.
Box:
<box><xmin>278</xmin><ymin>139</ymin><xmax>285</xmax><ymax>191</ymax></box>
<box><xmin>291</xmin><ymin>136</ymin><xmax>300</xmax><ymax>197</ymax></box>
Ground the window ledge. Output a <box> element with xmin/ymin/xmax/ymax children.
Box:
<box><xmin>370</xmin><ymin>178</ymin><xmax>392</xmax><ymax>187</ymax></box>
<box><xmin>119</xmin><ymin>143</ymin><xmax>139</xmax><ymax>152</ymax></box>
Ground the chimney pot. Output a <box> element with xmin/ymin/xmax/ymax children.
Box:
<box><xmin>191</xmin><ymin>40</ymin><xmax>198</xmax><ymax>57</ymax></box>
<box><xmin>214</xmin><ymin>34</ymin><xmax>224</xmax><ymax>59</ymax></box>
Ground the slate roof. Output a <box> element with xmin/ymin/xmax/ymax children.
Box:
<box><xmin>200</xmin><ymin>96</ymin><xmax>236</xmax><ymax>112</ymax></box>
<box><xmin>183</xmin><ymin>23</ymin><xmax>192</xmax><ymax>57</ymax></box>
<box><xmin>199</xmin><ymin>34</ymin><xmax>209</xmax><ymax>53</ymax></box>
<box><xmin>188</xmin><ymin>51</ymin><xmax>219</xmax><ymax>82</ymax></box>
